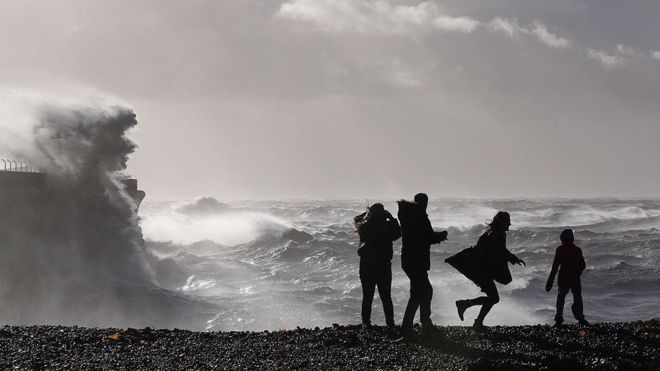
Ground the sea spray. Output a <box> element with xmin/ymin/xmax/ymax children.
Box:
<box><xmin>2</xmin><ymin>94</ymin><xmax>658</xmax><ymax>331</ymax></box>
<box><xmin>140</xmin><ymin>198</ymin><xmax>660</xmax><ymax>331</ymax></box>
<box><xmin>0</xmin><ymin>94</ymin><xmax>212</xmax><ymax>329</ymax></box>
<box><xmin>142</xmin><ymin>197</ymin><xmax>293</xmax><ymax>247</ymax></box>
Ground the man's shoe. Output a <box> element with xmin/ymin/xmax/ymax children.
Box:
<box><xmin>400</xmin><ymin>327</ymin><xmax>418</xmax><ymax>342</ymax></box>
<box><xmin>422</xmin><ymin>323</ymin><xmax>441</xmax><ymax>332</ymax></box>
<box><xmin>421</xmin><ymin>324</ymin><xmax>443</xmax><ymax>340</ymax></box>
<box><xmin>578</xmin><ymin>319</ymin><xmax>590</xmax><ymax>326</ymax></box>
<box><xmin>386</xmin><ymin>325</ymin><xmax>399</xmax><ymax>337</ymax></box>
<box><xmin>456</xmin><ymin>300</ymin><xmax>468</xmax><ymax>321</ymax></box>
<box><xmin>361</xmin><ymin>322</ymin><xmax>372</xmax><ymax>332</ymax></box>
<box><xmin>553</xmin><ymin>321</ymin><xmax>563</xmax><ymax>328</ymax></box>
<box><xmin>472</xmin><ymin>320</ymin><xmax>486</xmax><ymax>331</ymax></box>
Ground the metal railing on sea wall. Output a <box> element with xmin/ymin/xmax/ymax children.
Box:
<box><xmin>0</xmin><ymin>159</ymin><xmax>38</xmax><ymax>173</ymax></box>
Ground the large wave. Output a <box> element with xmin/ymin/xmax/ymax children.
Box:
<box><xmin>142</xmin><ymin>198</ymin><xmax>294</xmax><ymax>248</ymax></box>
<box><xmin>0</xmin><ymin>94</ymin><xmax>211</xmax><ymax>329</ymax></box>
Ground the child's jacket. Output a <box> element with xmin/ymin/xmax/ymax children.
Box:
<box><xmin>548</xmin><ymin>243</ymin><xmax>586</xmax><ymax>287</ymax></box>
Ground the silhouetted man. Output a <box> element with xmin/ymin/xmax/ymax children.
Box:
<box><xmin>546</xmin><ymin>229</ymin><xmax>589</xmax><ymax>327</ymax></box>
<box><xmin>397</xmin><ymin>193</ymin><xmax>448</xmax><ymax>339</ymax></box>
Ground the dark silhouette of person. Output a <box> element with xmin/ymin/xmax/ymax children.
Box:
<box><xmin>354</xmin><ymin>203</ymin><xmax>401</xmax><ymax>333</ymax></box>
<box><xmin>545</xmin><ymin>229</ymin><xmax>589</xmax><ymax>327</ymax></box>
<box><xmin>397</xmin><ymin>193</ymin><xmax>448</xmax><ymax>339</ymax></box>
<box><xmin>446</xmin><ymin>211</ymin><xmax>525</xmax><ymax>330</ymax></box>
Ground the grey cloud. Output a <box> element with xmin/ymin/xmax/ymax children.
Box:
<box><xmin>488</xmin><ymin>18</ymin><xmax>572</xmax><ymax>49</ymax></box>
<box><xmin>587</xmin><ymin>49</ymin><xmax>626</xmax><ymax>68</ymax></box>
<box><xmin>278</xmin><ymin>1</ymin><xmax>594</xmax><ymax>65</ymax></box>
<box><xmin>616</xmin><ymin>44</ymin><xmax>641</xmax><ymax>56</ymax></box>
<box><xmin>1</xmin><ymin>0</ymin><xmax>659</xmax><ymax>199</ymax></box>
<box><xmin>489</xmin><ymin>17</ymin><xmax>523</xmax><ymax>38</ymax></box>
<box><xmin>529</xmin><ymin>21</ymin><xmax>572</xmax><ymax>49</ymax></box>
<box><xmin>277</xmin><ymin>0</ymin><xmax>480</xmax><ymax>34</ymax></box>
<box><xmin>432</xmin><ymin>14</ymin><xmax>480</xmax><ymax>33</ymax></box>
<box><xmin>652</xmin><ymin>50</ymin><xmax>660</xmax><ymax>62</ymax></box>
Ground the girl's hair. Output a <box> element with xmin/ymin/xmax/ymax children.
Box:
<box><xmin>364</xmin><ymin>203</ymin><xmax>386</xmax><ymax>223</ymax></box>
<box><xmin>487</xmin><ymin>211</ymin><xmax>511</xmax><ymax>231</ymax></box>
<box><xmin>354</xmin><ymin>203</ymin><xmax>386</xmax><ymax>230</ymax></box>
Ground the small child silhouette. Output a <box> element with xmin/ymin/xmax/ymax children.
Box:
<box><xmin>546</xmin><ymin>229</ymin><xmax>589</xmax><ymax>327</ymax></box>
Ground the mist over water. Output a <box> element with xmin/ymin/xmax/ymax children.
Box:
<box><xmin>0</xmin><ymin>95</ymin><xmax>658</xmax><ymax>331</ymax></box>
<box><xmin>0</xmin><ymin>96</ymin><xmax>211</xmax><ymax>329</ymax></box>
<box><xmin>142</xmin><ymin>197</ymin><xmax>660</xmax><ymax>331</ymax></box>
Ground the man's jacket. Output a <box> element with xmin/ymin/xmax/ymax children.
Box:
<box><xmin>397</xmin><ymin>200</ymin><xmax>442</xmax><ymax>271</ymax></box>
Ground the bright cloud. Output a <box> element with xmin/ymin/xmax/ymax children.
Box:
<box><xmin>530</xmin><ymin>21</ymin><xmax>572</xmax><ymax>49</ymax></box>
<box><xmin>279</xmin><ymin>1</ymin><xmax>636</xmax><ymax>69</ymax></box>
<box><xmin>616</xmin><ymin>44</ymin><xmax>640</xmax><ymax>56</ymax></box>
<box><xmin>277</xmin><ymin>0</ymin><xmax>479</xmax><ymax>35</ymax></box>
<box><xmin>489</xmin><ymin>18</ymin><xmax>572</xmax><ymax>49</ymax></box>
<box><xmin>587</xmin><ymin>49</ymin><xmax>625</xmax><ymax>67</ymax></box>
<box><xmin>489</xmin><ymin>17</ymin><xmax>523</xmax><ymax>38</ymax></box>
<box><xmin>433</xmin><ymin>15</ymin><xmax>480</xmax><ymax>33</ymax></box>
<box><xmin>383</xmin><ymin>63</ymin><xmax>425</xmax><ymax>87</ymax></box>
<box><xmin>651</xmin><ymin>50</ymin><xmax>660</xmax><ymax>62</ymax></box>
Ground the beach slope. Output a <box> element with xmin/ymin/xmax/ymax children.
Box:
<box><xmin>0</xmin><ymin>321</ymin><xmax>658</xmax><ymax>370</ymax></box>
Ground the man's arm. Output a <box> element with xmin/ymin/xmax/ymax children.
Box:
<box><xmin>433</xmin><ymin>230</ymin><xmax>448</xmax><ymax>244</ymax></box>
<box><xmin>546</xmin><ymin>248</ymin><xmax>560</xmax><ymax>291</ymax></box>
<box><xmin>578</xmin><ymin>248</ymin><xmax>586</xmax><ymax>275</ymax></box>
<box><xmin>425</xmin><ymin>218</ymin><xmax>447</xmax><ymax>244</ymax></box>
<box><xmin>385</xmin><ymin>211</ymin><xmax>402</xmax><ymax>241</ymax></box>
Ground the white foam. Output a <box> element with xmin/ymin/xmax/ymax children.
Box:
<box><xmin>182</xmin><ymin>275</ymin><xmax>217</xmax><ymax>292</ymax></box>
<box><xmin>141</xmin><ymin>209</ymin><xmax>292</xmax><ymax>247</ymax></box>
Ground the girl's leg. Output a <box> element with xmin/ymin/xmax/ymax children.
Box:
<box><xmin>360</xmin><ymin>261</ymin><xmax>376</xmax><ymax>326</ymax></box>
<box><xmin>376</xmin><ymin>264</ymin><xmax>395</xmax><ymax>327</ymax></box>
<box><xmin>457</xmin><ymin>280</ymin><xmax>498</xmax><ymax>321</ymax></box>
<box><xmin>475</xmin><ymin>280</ymin><xmax>499</xmax><ymax>325</ymax></box>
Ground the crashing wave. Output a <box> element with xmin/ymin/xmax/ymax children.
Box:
<box><xmin>0</xmin><ymin>97</ymin><xmax>212</xmax><ymax>329</ymax></box>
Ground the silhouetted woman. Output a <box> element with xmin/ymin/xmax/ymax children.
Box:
<box><xmin>354</xmin><ymin>203</ymin><xmax>401</xmax><ymax>333</ymax></box>
<box><xmin>446</xmin><ymin>211</ymin><xmax>525</xmax><ymax>329</ymax></box>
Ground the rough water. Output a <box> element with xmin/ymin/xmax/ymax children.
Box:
<box><xmin>141</xmin><ymin>197</ymin><xmax>660</xmax><ymax>331</ymax></box>
<box><xmin>1</xmin><ymin>97</ymin><xmax>657</xmax><ymax>332</ymax></box>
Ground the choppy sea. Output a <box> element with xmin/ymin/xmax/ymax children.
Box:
<box><xmin>140</xmin><ymin>197</ymin><xmax>660</xmax><ymax>331</ymax></box>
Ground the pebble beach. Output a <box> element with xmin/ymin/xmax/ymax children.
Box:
<box><xmin>1</xmin><ymin>321</ymin><xmax>658</xmax><ymax>370</ymax></box>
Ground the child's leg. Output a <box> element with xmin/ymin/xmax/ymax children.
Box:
<box><xmin>555</xmin><ymin>286</ymin><xmax>570</xmax><ymax>323</ymax></box>
<box><xmin>570</xmin><ymin>282</ymin><xmax>585</xmax><ymax>321</ymax></box>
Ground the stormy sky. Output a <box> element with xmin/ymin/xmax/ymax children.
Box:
<box><xmin>1</xmin><ymin>0</ymin><xmax>659</xmax><ymax>200</ymax></box>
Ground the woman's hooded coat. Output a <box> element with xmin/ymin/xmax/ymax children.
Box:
<box><xmin>445</xmin><ymin>230</ymin><xmax>518</xmax><ymax>286</ymax></box>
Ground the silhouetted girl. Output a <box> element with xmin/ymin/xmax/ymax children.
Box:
<box><xmin>446</xmin><ymin>211</ymin><xmax>525</xmax><ymax>329</ymax></box>
<box><xmin>354</xmin><ymin>203</ymin><xmax>401</xmax><ymax>333</ymax></box>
